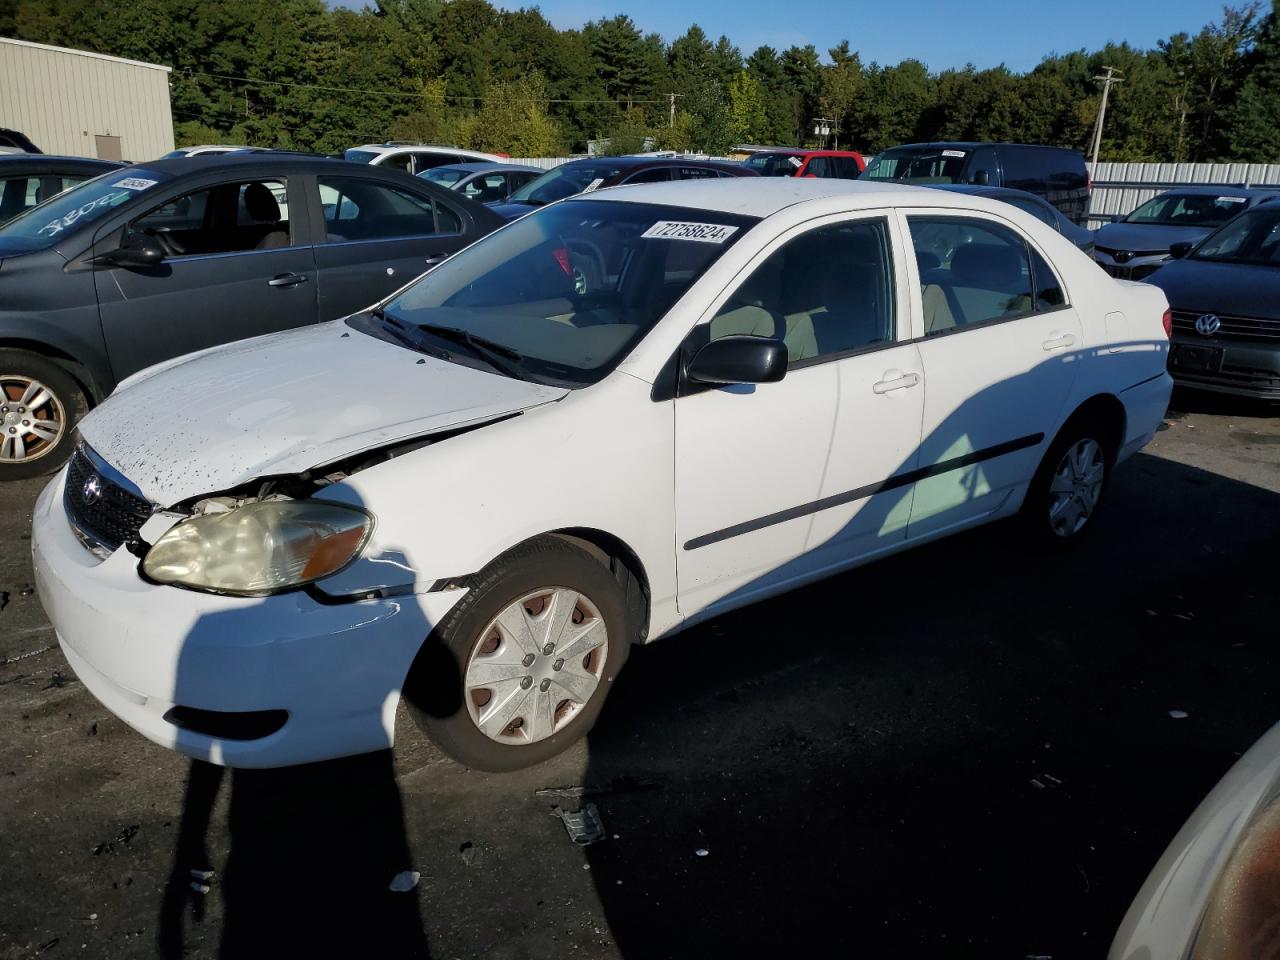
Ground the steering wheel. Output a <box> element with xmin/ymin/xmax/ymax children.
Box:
<box><xmin>144</xmin><ymin>227</ymin><xmax>186</xmax><ymax>257</ymax></box>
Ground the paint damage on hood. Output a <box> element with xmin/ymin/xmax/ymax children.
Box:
<box><xmin>78</xmin><ymin>321</ymin><xmax>568</xmax><ymax>507</ymax></box>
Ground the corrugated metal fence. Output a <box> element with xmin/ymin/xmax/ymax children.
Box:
<box><xmin>1086</xmin><ymin>162</ymin><xmax>1280</xmax><ymax>228</ymax></box>
<box><xmin>509</xmin><ymin>157</ymin><xmax>1280</xmax><ymax>229</ymax></box>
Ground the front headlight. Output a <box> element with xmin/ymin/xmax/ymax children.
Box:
<box><xmin>142</xmin><ymin>500</ymin><xmax>373</xmax><ymax>596</ymax></box>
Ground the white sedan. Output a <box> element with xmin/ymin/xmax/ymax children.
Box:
<box><xmin>31</xmin><ymin>179</ymin><xmax>1173</xmax><ymax>771</ymax></box>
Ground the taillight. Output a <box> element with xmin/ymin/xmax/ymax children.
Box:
<box><xmin>1161</xmin><ymin>308</ymin><xmax>1172</xmax><ymax>338</ymax></box>
<box><xmin>552</xmin><ymin>247</ymin><xmax>572</xmax><ymax>276</ymax></box>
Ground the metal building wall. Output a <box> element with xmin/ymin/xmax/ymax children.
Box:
<box><xmin>1087</xmin><ymin>161</ymin><xmax>1280</xmax><ymax>227</ymax></box>
<box><xmin>0</xmin><ymin>37</ymin><xmax>174</xmax><ymax>161</ymax></box>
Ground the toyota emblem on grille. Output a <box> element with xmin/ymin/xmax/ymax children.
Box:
<box><xmin>82</xmin><ymin>473</ymin><xmax>103</xmax><ymax>505</ymax></box>
<box><xmin>1113</xmin><ymin>250</ymin><xmax>1134</xmax><ymax>264</ymax></box>
<box><xmin>1195</xmin><ymin>314</ymin><xmax>1222</xmax><ymax>336</ymax></box>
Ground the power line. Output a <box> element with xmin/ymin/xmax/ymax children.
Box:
<box><xmin>178</xmin><ymin>69</ymin><xmax>669</xmax><ymax>106</ymax></box>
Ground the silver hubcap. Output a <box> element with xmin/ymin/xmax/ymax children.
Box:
<box><xmin>0</xmin><ymin>375</ymin><xmax>65</xmax><ymax>463</ymax></box>
<box><xmin>464</xmin><ymin>587</ymin><xmax>609</xmax><ymax>745</ymax></box>
<box><xmin>1048</xmin><ymin>438</ymin><xmax>1105</xmax><ymax>537</ymax></box>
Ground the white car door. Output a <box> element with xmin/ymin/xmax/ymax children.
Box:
<box><xmin>673</xmin><ymin>212</ymin><xmax>924</xmax><ymax>616</ymax></box>
<box><xmin>900</xmin><ymin>211</ymin><xmax>1084</xmax><ymax>539</ymax></box>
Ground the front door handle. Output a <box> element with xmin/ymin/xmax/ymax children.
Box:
<box><xmin>424</xmin><ymin>254</ymin><xmax>448</xmax><ymax>268</ymax></box>
<box><xmin>1042</xmin><ymin>332</ymin><xmax>1076</xmax><ymax>351</ymax></box>
<box><xmin>268</xmin><ymin>273</ymin><xmax>308</xmax><ymax>288</ymax></box>
<box><xmin>872</xmin><ymin>370</ymin><xmax>921</xmax><ymax>394</ymax></box>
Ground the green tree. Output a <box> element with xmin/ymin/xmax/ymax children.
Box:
<box><xmin>729</xmin><ymin>70</ymin><xmax>767</xmax><ymax>144</ymax></box>
<box><xmin>1228</xmin><ymin>0</ymin><xmax>1280</xmax><ymax>159</ymax></box>
<box><xmin>820</xmin><ymin>41</ymin><xmax>862</xmax><ymax>149</ymax></box>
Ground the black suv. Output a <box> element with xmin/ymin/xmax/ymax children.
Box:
<box><xmin>863</xmin><ymin>142</ymin><xmax>1091</xmax><ymax>225</ymax></box>
<box><xmin>0</xmin><ymin>153</ymin><xmax>503</xmax><ymax>479</ymax></box>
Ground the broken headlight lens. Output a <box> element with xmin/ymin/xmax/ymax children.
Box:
<box><xmin>142</xmin><ymin>500</ymin><xmax>373</xmax><ymax>595</ymax></box>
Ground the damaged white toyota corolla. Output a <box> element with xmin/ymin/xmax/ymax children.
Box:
<box><xmin>33</xmin><ymin>179</ymin><xmax>1173</xmax><ymax>770</ymax></box>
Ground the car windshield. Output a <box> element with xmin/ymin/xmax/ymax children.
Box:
<box><xmin>0</xmin><ymin>167</ymin><xmax>167</xmax><ymax>253</ymax></box>
<box><xmin>359</xmin><ymin>199</ymin><xmax>757</xmax><ymax>386</ymax></box>
<box><xmin>743</xmin><ymin>153</ymin><xmax>804</xmax><ymax>177</ymax></box>
<box><xmin>1191</xmin><ymin>207</ymin><xmax>1280</xmax><ymax>265</ymax></box>
<box><xmin>344</xmin><ymin>149</ymin><xmax>380</xmax><ymax>163</ymax></box>
<box><xmin>423</xmin><ymin>167</ymin><xmax>466</xmax><ymax>186</ymax></box>
<box><xmin>863</xmin><ymin>147</ymin><xmax>969</xmax><ymax>184</ymax></box>
<box><xmin>1125</xmin><ymin>193</ymin><xmax>1250</xmax><ymax>227</ymax></box>
<box><xmin>507</xmin><ymin>164</ymin><xmax>626</xmax><ymax>206</ymax></box>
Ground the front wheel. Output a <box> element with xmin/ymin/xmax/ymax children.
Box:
<box><xmin>1020</xmin><ymin>419</ymin><xmax>1113</xmax><ymax>546</ymax></box>
<box><xmin>0</xmin><ymin>350</ymin><xmax>85</xmax><ymax>481</ymax></box>
<box><xmin>404</xmin><ymin>537</ymin><xmax>631</xmax><ymax>772</ymax></box>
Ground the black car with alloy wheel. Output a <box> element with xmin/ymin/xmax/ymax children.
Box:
<box><xmin>1146</xmin><ymin>202</ymin><xmax>1280</xmax><ymax>400</ymax></box>
<box><xmin>0</xmin><ymin>153</ymin><xmax>504</xmax><ymax>479</ymax></box>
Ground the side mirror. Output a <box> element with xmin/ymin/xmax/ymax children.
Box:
<box><xmin>1168</xmin><ymin>240</ymin><xmax>1193</xmax><ymax>260</ymax></box>
<box><xmin>687</xmin><ymin>336</ymin><xmax>787</xmax><ymax>386</ymax></box>
<box><xmin>94</xmin><ymin>241</ymin><xmax>165</xmax><ymax>268</ymax></box>
<box><xmin>970</xmin><ymin>169</ymin><xmax>991</xmax><ymax>186</ymax></box>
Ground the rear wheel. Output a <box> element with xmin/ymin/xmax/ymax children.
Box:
<box><xmin>404</xmin><ymin>537</ymin><xmax>630</xmax><ymax>772</ymax></box>
<box><xmin>0</xmin><ymin>350</ymin><xmax>84</xmax><ymax>481</ymax></box>
<box><xmin>1020</xmin><ymin>416</ymin><xmax>1115</xmax><ymax>546</ymax></box>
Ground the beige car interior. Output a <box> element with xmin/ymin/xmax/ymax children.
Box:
<box><xmin>710</xmin><ymin>225</ymin><xmax>892</xmax><ymax>362</ymax></box>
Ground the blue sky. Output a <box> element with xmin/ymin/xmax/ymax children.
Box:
<box><xmin>334</xmin><ymin>0</ymin><xmax>1231</xmax><ymax>72</ymax></box>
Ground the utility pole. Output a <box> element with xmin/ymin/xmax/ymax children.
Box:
<box><xmin>812</xmin><ymin>117</ymin><xmax>832</xmax><ymax>149</ymax></box>
<box><xmin>666</xmin><ymin>93</ymin><xmax>682</xmax><ymax>127</ymax></box>
<box><xmin>1089</xmin><ymin>66</ymin><xmax>1123</xmax><ymax>166</ymax></box>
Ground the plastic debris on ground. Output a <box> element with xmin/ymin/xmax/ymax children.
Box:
<box><xmin>555</xmin><ymin>803</ymin><xmax>606</xmax><ymax>845</ymax></box>
<box><xmin>695</xmin><ymin>848</ymin><xmax>709</xmax><ymax>858</ymax></box>
<box><xmin>1169</xmin><ymin>709</ymin><xmax>1189</xmax><ymax>719</ymax></box>
<box><xmin>388</xmin><ymin>870</ymin><xmax>421</xmax><ymax>893</ymax></box>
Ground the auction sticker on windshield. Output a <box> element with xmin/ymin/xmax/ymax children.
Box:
<box><xmin>113</xmin><ymin>177</ymin><xmax>158</xmax><ymax>191</ymax></box>
<box><xmin>642</xmin><ymin>221</ymin><xmax>740</xmax><ymax>243</ymax></box>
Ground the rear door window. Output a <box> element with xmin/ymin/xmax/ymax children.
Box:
<box><xmin>623</xmin><ymin>167</ymin><xmax>672</xmax><ymax>184</ymax></box>
<box><xmin>318</xmin><ymin>177</ymin><xmax>452</xmax><ymax>242</ymax></box>
<box><xmin>805</xmin><ymin>157</ymin><xmax>831</xmax><ymax>178</ymax></box>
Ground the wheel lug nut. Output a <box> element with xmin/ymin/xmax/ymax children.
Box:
<box><xmin>16</xmin><ymin>407</ymin><xmax>24</xmax><ymax>414</ymax></box>
<box><xmin>553</xmin><ymin>658</ymin><xmax>565</xmax><ymax>671</ymax></box>
<box><xmin>521</xmin><ymin>653</ymin><xmax>535</xmax><ymax>668</ymax></box>
<box><xmin>542</xmin><ymin>643</ymin><xmax>554</xmax><ymax>656</ymax></box>
<box><xmin>22</xmin><ymin>420</ymin><xmax>30</xmax><ymax>427</ymax></box>
<box><xmin>520</xmin><ymin>676</ymin><xmax>533</xmax><ymax>690</ymax></box>
<box><xmin>539</xmin><ymin>678</ymin><xmax>551</xmax><ymax>692</ymax></box>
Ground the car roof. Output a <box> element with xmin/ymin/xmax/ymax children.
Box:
<box><xmin>429</xmin><ymin>162</ymin><xmax>539</xmax><ymax>174</ymax></box>
<box><xmin>890</xmin><ymin>141</ymin><xmax>1079</xmax><ymax>153</ymax></box>
<box><xmin>931</xmin><ymin>184</ymin><xmax>1047</xmax><ymax>202</ymax></box>
<box><xmin>750</xmin><ymin>149</ymin><xmax>862</xmax><ymax>157</ymax></box>
<box><xmin>1148</xmin><ymin>185</ymin><xmax>1270</xmax><ymax>198</ymax></box>
<box><xmin>0</xmin><ymin>154</ymin><xmax>122</xmax><ymax>168</ymax></box>
<box><xmin>131</xmin><ymin>154</ymin><xmax>386</xmax><ymax>175</ymax></box>
<box><xmin>350</xmin><ymin>143</ymin><xmax>491</xmax><ymax>155</ymax></box>
<box><xmin>577</xmin><ymin>176</ymin><xmax>971</xmax><ymax>218</ymax></box>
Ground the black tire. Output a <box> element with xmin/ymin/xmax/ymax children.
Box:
<box><xmin>403</xmin><ymin>537</ymin><xmax>631</xmax><ymax>772</ymax></box>
<box><xmin>1019</xmin><ymin>413</ymin><xmax>1117</xmax><ymax>548</ymax></box>
<box><xmin>0</xmin><ymin>349</ymin><xmax>85</xmax><ymax>481</ymax></box>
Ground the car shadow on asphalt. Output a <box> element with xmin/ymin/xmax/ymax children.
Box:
<box><xmin>577</xmin><ymin>450</ymin><xmax>1280</xmax><ymax>957</ymax></box>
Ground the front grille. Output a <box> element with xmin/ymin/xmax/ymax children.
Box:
<box><xmin>1172</xmin><ymin>311</ymin><xmax>1280</xmax><ymax>342</ymax></box>
<box><xmin>1099</xmin><ymin>262</ymin><xmax>1163</xmax><ymax>281</ymax></box>
<box><xmin>64</xmin><ymin>446</ymin><xmax>153</xmax><ymax>552</ymax></box>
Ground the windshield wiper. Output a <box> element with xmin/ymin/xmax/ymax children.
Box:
<box><xmin>416</xmin><ymin>322</ymin><xmax>530</xmax><ymax>380</ymax></box>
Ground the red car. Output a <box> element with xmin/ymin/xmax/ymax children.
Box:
<box><xmin>742</xmin><ymin>149</ymin><xmax>865</xmax><ymax>179</ymax></box>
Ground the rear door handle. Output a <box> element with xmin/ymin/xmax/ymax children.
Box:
<box><xmin>268</xmin><ymin>273</ymin><xmax>308</xmax><ymax>288</ymax></box>
<box><xmin>1042</xmin><ymin>332</ymin><xmax>1076</xmax><ymax>351</ymax></box>
<box><xmin>872</xmin><ymin>371</ymin><xmax>921</xmax><ymax>394</ymax></box>
<box><xmin>424</xmin><ymin>255</ymin><xmax>448</xmax><ymax>267</ymax></box>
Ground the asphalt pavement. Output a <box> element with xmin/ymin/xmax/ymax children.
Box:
<box><xmin>1</xmin><ymin>388</ymin><xmax>1277</xmax><ymax>959</ymax></box>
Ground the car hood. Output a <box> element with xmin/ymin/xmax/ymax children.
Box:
<box><xmin>78</xmin><ymin>321</ymin><xmax>568</xmax><ymax>507</ymax></box>
<box><xmin>487</xmin><ymin>200</ymin><xmax>539</xmax><ymax>221</ymax></box>
<box><xmin>1094</xmin><ymin>221</ymin><xmax>1213</xmax><ymax>254</ymax></box>
<box><xmin>1146</xmin><ymin>258</ymin><xmax>1280</xmax><ymax>320</ymax></box>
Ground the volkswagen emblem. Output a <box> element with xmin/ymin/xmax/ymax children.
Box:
<box><xmin>1195</xmin><ymin>314</ymin><xmax>1222</xmax><ymax>336</ymax></box>
<box><xmin>82</xmin><ymin>473</ymin><xmax>103</xmax><ymax>505</ymax></box>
